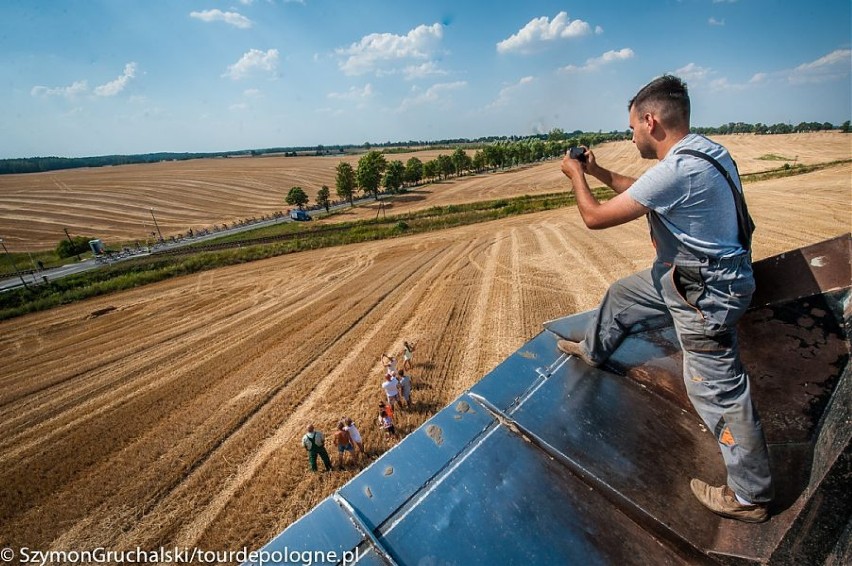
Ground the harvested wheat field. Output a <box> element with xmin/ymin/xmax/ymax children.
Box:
<box><xmin>0</xmin><ymin>135</ymin><xmax>850</xmax><ymax>556</ymax></box>
<box><xmin>0</xmin><ymin>133</ymin><xmax>849</xmax><ymax>251</ymax></box>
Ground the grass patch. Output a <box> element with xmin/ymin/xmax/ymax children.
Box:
<box><xmin>757</xmin><ymin>153</ymin><xmax>795</xmax><ymax>161</ymax></box>
<box><xmin>0</xmin><ymin>248</ymin><xmax>87</xmax><ymax>277</ymax></box>
<box><xmin>740</xmin><ymin>159</ymin><xmax>851</xmax><ymax>183</ymax></box>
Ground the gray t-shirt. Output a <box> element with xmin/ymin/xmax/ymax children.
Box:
<box><xmin>627</xmin><ymin>133</ymin><xmax>745</xmax><ymax>261</ymax></box>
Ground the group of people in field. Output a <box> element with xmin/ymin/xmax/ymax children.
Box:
<box><xmin>301</xmin><ymin>341</ymin><xmax>417</xmax><ymax>473</ymax></box>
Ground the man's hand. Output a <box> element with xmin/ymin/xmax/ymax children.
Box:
<box><xmin>561</xmin><ymin>151</ymin><xmax>586</xmax><ymax>186</ymax></box>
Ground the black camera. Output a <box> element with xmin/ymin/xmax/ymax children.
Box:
<box><xmin>568</xmin><ymin>147</ymin><xmax>586</xmax><ymax>163</ymax></box>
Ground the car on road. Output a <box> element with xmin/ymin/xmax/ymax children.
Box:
<box><xmin>289</xmin><ymin>210</ymin><xmax>312</xmax><ymax>221</ymax></box>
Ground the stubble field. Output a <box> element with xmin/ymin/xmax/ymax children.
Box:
<box><xmin>0</xmin><ymin>133</ymin><xmax>849</xmax><ymax>556</ymax></box>
<box><xmin>0</xmin><ymin>132</ymin><xmax>848</xmax><ymax>250</ymax></box>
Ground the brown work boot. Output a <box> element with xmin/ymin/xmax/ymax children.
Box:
<box><xmin>690</xmin><ymin>478</ymin><xmax>769</xmax><ymax>523</ymax></box>
<box><xmin>556</xmin><ymin>339</ymin><xmax>598</xmax><ymax>367</ymax></box>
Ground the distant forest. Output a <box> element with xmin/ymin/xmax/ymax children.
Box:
<box><xmin>1</xmin><ymin>120</ymin><xmax>848</xmax><ymax>175</ymax></box>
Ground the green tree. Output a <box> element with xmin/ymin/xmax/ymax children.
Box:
<box><xmin>547</xmin><ymin>127</ymin><xmax>567</xmax><ymax>141</ymax></box>
<box><xmin>404</xmin><ymin>157</ymin><xmax>424</xmax><ymax>185</ymax></box>
<box><xmin>472</xmin><ymin>150</ymin><xmax>486</xmax><ymax>172</ymax></box>
<box><xmin>451</xmin><ymin>148</ymin><xmax>472</xmax><ymax>177</ymax></box>
<box><xmin>317</xmin><ymin>185</ymin><xmax>331</xmax><ymax>212</ymax></box>
<box><xmin>437</xmin><ymin>154</ymin><xmax>454</xmax><ymax>179</ymax></box>
<box><xmin>840</xmin><ymin>120</ymin><xmax>850</xmax><ymax>133</ymax></box>
<box><xmin>55</xmin><ymin>236</ymin><xmax>93</xmax><ymax>259</ymax></box>
<box><xmin>423</xmin><ymin>159</ymin><xmax>439</xmax><ymax>181</ymax></box>
<box><xmin>335</xmin><ymin>162</ymin><xmax>357</xmax><ymax>206</ymax></box>
<box><xmin>383</xmin><ymin>160</ymin><xmax>405</xmax><ymax>193</ymax></box>
<box><xmin>356</xmin><ymin>150</ymin><xmax>387</xmax><ymax>199</ymax></box>
<box><xmin>285</xmin><ymin>186</ymin><xmax>309</xmax><ymax>209</ymax></box>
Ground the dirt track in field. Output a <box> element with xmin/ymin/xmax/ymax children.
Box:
<box><xmin>0</xmin><ymin>134</ymin><xmax>849</xmax><ymax>556</ymax></box>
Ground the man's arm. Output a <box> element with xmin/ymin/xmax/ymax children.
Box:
<box><xmin>584</xmin><ymin>149</ymin><xmax>636</xmax><ymax>194</ymax></box>
<box><xmin>562</xmin><ymin>154</ymin><xmax>649</xmax><ymax>230</ymax></box>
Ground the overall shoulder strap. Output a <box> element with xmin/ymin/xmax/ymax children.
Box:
<box><xmin>675</xmin><ymin>148</ymin><xmax>755</xmax><ymax>251</ymax></box>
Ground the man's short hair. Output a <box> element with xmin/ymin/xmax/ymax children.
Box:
<box><xmin>628</xmin><ymin>75</ymin><xmax>690</xmax><ymax>128</ymax></box>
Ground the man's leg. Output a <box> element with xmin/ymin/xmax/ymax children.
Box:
<box><xmin>308</xmin><ymin>450</ymin><xmax>318</xmax><ymax>472</ymax></box>
<box><xmin>319</xmin><ymin>447</ymin><xmax>333</xmax><ymax>471</ymax></box>
<box><xmin>564</xmin><ymin>266</ymin><xmax>671</xmax><ymax>366</ymax></box>
<box><xmin>662</xmin><ymin>263</ymin><xmax>773</xmax><ymax>517</ymax></box>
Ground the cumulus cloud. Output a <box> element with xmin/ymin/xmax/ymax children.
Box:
<box><xmin>787</xmin><ymin>49</ymin><xmax>851</xmax><ymax>84</ymax></box>
<box><xmin>487</xmin><ymin>76</ymin><xmax>534</xmax><ymax>109</ymax></box>
<box><xmin>403</xmin><ymin>61</ymin><xmax>448</xmax><ymax>80</ymax></box>
<box><xmin>223</xmin><ymin>48</ymin><xmax>279</xmax><ymax>80</ymax></box>
<box><xmin>674</xmin><ymin>62</ymin><xmax>712</xmax><ymax>82</ymax></box>
<box><xmin>561</xmin><ymin>48</ymin><xmax>634</xmax><ymax>73</ymax></box>
<box><xmin>31</xmin><ymin>80</ymin><xmax>88</xmax><ymax>98</ymax></box>
<box><xmin>190</xmin><ymin>9</ymin><xmax>252</xmax><ymax>29</ymax></box>
<box><xmin>397</xmin><ymin>81</ymin><xmax>466</xmax><ymax>112</ymax></box>
<box><xmin>497</xmin><ymin>12</ymin><xmax>596</xmax><ymax>54</ymax></box>
<box><xmin>94</xmin><ymin>62</ymin><xmax>138</xmax><ymax>96</ymax></box>
<box><xmin>709</xmin><ymin>17</ymin><xmax>725</xmax><ymax>26</ymax></box>
<box><xmin>328</xmin><ymin>83</ymin><xmax>375</xmax><ymax>101</ymax></box>
<box><xmin>336</xmin><ymin>23</ymin><xmax>443</xmax><ymax>76</ymax></box>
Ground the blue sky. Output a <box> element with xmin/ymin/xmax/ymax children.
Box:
<box><xmin>2</xmin><ymin>0</ymin><xmax>850</xmax><ymax>158</ymax></box>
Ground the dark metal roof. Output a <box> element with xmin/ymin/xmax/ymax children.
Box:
<box><xmin>247</xmin><ymin>234</ymin><xmax>851</xmax><ymax>566</ymax></box>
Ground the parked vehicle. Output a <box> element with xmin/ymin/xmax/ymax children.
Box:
<box><xmin>289</xmin><ymin>209</ymin><xmax>312</xmax><ymax>221</ymax></box>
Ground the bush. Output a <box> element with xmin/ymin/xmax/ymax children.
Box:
<box><xmin>56</xmin><ymin>236</ymin><xmax>93</xmax><ymax>258</ymax></box>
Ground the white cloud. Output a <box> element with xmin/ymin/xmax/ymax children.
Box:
<box><xmin>787</xmin><ymin>49</ymin><xmax>852</xmax><ymax>84</ymax></box>
<box><xmin>749</xmin><ymin>73</ymin><xmax>767</xmax><ymax>84</ymax></box>
<box><xmin>243</xmin><ymin>88</ymin><xmax>262</xmax><ymax>97</ymax></box>
<box><xmin>709</xmin><ymin>17</ymin><xmax>725</xmax><ymax>26</ymax></box>
<box><xmin>561</xmin><ymin>48</ymin><xmax>634</xmax><ymax>73</ymax></box>
<box><xmin>94</xmin><ymin>62</ymin><xmax>138</xmax><ymax>96</ymax></box>
<box><xmin>497</xmin><ymin>12</ymin><xmax>595</xmax><ymax>54</ymax></box>
<box><xmin>190</xmin><ymin>9</ymin><xmax>252</xmax><ymax>29</ymax></box>
<box><xmin>230</xmin><ymin>102</ymin><xmax>249</xmax><ymax>111</ymax></box>
<box><xmin>403</xmin><ymin>61</ymin><xmax>448</xmax><ymax>80</ymax></box>
<box><xmin>223</xmin><ymin>49</ymin><xmax>279</xmax><ymax>80</ymax></box>
<box><xmin>336</xmin><ymin>23</ymin><xmax>443</xmax><ymax>76</ymax></box>
<box><xmin>674</xmin><ymin>62</ymin><xmax>712</xmax><ymax>82</ymax></box>
<box><xmin>31</xmin><ymin>80</ymin><xmax>88</xmax><ymax>98</ymax></box>
<box><xmin>328</xmin><ymin>83</ymin><xmax>374</xmax><ymax>101</ymax></box>
<box><xmin>397</xmin><ymin>81</ymin><xmax>466</xmax><ymax>112</ymax></box>
<box><xmin>487</xmin><ymin>76</ymin><xmax>534</xmax><ymax>109</ymax></box>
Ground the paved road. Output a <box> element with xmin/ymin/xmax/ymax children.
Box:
<box><xmin>0</xmin><ymin>212</ymin><xmax>301</xmax><ymax>292</ymax></box>
<box><xmin>0</xmin><ymin>197</ymin><xmax>373</xmax><ymax>293</ymax></box>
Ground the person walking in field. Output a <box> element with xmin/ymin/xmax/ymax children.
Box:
<box><xmin>381</xmin><ymin>353</ymin><xmax>398</xmax><ymax>377</ymax></box>
<box><xmin>344</xmin><ymin>417</ymin><xmax>365</xmax><ymax>458</ymax></box>
<box><xmin>333</xmin><ymin>422</ymin><xmax>355</xmax><ymax>470</ymax></box>
<box><xmin>401</xmin><ymin>341</ymin><xmax>416</xmax><ymax>371</ymax></box>
<box><xmin>301</xmin><ymin>424</ymin><xmax>332</xmax><ymax>472</ymax></box>
<box><xmin>378</xmin><ymin>407</ymin><xmax>397</xmax><ymax>441</ymax></box>
<box><xmin>398</xmin><ymin>369</ymin><xmax>412</xmax><ymax>409</ymax></box>
<box><xmin>556</xmin><ymin>74</ymin><xmax>772</xmax><ymax>523</ymax></box>
<box><xmin>382</xmin><ymin>373</ymin><xmax>401</xmax><ymax>410</ymax></box>
<box><xmin>379</xmin><ymin>401</ymin><xmax>393</xmax><ymax>420</ymax></box>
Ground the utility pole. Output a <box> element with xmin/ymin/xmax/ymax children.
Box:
<box><xmin>150</xmin><ymin>208</ymin><xmax>164</xmax><ymax>242</ymax></box>
<box><xmin>0</xmin><ymin>238</ymin><xmax>29</xmax><ymax>289</ymax></box>
<box><xmin>63</xmin><ymin>227</ymin><xmax>82</xmax><ymax>261</ymax></box>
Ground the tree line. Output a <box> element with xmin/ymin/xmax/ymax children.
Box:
<box><xmin>285</xmin><ymin>132</ymin><xmax>624</xmax><ymax>212</ymax></box>
<box><xmin>3</xmin><ymin>121</ymin><xmax>848</xmax><ymax>175</ymax></box>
